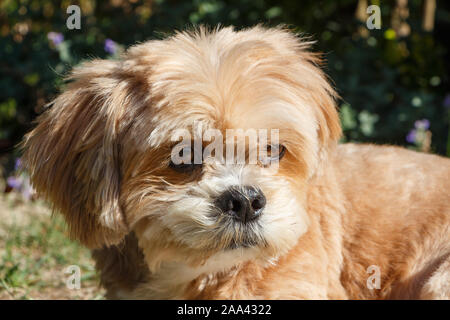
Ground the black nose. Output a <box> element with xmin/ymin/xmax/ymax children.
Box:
<box><xmin>216</xmin><ymin>186</ymin><xmax>266</xmax><ymax>223</ymax></box>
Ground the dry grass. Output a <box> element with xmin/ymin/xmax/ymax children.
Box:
<box><xmin>0</xmin><ymin>180</ymin><xmax>105</xmax><ymax>300</ymax></box>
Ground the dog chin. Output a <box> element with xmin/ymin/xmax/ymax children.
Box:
<box><xmin>226</xmin><ymin>232</ymin><xmax>266</xmax><ymax>250</ymax></box>
<box><xmin>134</xmin><ymin>207</ymin><xmax>305</xmax><ymax>277</ymax></box>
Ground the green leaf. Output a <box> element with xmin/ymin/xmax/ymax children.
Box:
<box><xmin>358</xmin><ymin>111</ymin><xmax>379</xmax><ymax>136</ymax></box>
<box><xmin>340</xmin><ymin>103</ymin><xmax>357</xmax><ymax>130</ymax></box>
<box><xmin>265</xmin><ymin>7</ymin><xmax>282</xmax><ymax>19</ymax></box>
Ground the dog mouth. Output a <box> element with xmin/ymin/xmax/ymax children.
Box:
<box><xmin>211</xmin><ymin>215</ymin><xmax>267</xmax><ymax>250</ymax></box>
<box><xmin>226</xmin><ymin>236</ymin><xmax>262</xmax><ymax>250</ymax></box>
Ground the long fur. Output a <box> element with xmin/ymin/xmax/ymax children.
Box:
<box><xmin>22</xmin><ymin>26</ymin><xmax>450</xmax><ymax>299</ymax></box>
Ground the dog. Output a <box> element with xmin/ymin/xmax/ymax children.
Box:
<box><xmin>22</xmin><ymin>26</ymin><xmax>450</xmax><ymax>299</ymax></box>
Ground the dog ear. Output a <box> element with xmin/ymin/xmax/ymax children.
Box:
<box><xmin>311</xmin><ymin>74</ymin><xmax>342</xmax><ymax>148</ymax></box>
<box><xmin>302</xmin><ymin>52</ymin><xmax>342</xmax><ymax>149</ymax></box>
<box><xmin>22</xmin><ymin>59</ymin><xmax>133</xmax><ymax>248</ymax></box>
<box><xmin>264</xmin><ymin>27</ymin><xmax>342</xmax><ymax>148</ymax></box>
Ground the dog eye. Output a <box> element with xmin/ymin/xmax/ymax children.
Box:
<box><xmin>260</xmin><ymin>144</ymin><xmax>286</xmax><ymax>166</ymax></box>
<box><xmin>268</xmin><ymin>144</ymin><xmax>286</xmax><ymax>160</ymax></box>
<box><xmin>169</xmin><ymin>146</ymin><xmax>201</xmax><ymax>172</ymax></box>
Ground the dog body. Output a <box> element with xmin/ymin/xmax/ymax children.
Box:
<box><xmin>93</xmin><ymin>143</ymin><xmax>450</xmax><ymax>299</ymax></box>
<box><xmin>22</xmin><ymin>26</ymin><xmax>450</xmax><ymax>299</ymax></box>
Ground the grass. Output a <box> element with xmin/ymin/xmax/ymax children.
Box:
<box><xmin>0</xmin><ymin>191</ymin><xmax>105</xmax><ymax>300</ymax></box>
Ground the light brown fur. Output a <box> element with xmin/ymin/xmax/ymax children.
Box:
<box><xmin>22</xmin><ymin>26</ymin><xmax>450</xmax><ymax>299</ymax></box>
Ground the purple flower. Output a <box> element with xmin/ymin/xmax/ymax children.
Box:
<box><xmin>104</xmin><ymin>39</ymin><xmax>117</xmax><ymax>54</ymax></box>
<box><xmin>14</xmin><ymin>158</ymin><xmax>22</xmax><ymax>171</ymax></box>
<box><xmin>6</xmin><ymin>174</ymin><xmax>34</xmax><ymax>200</ymax></box>
<box><xmin>7</xmin><ymin>176</ymin><xmax>23</xmax><ymax>190</ymax></box>
<box><xmin>47</xmin><ymin>32</ymin><xmax>64</xmax><ymax>46</ymax></box>
<box><xmin>443</xmin><ymin>94</ymin><xmax>450</xmax><ymax>109</ymax></box>
<box><xmin>406</xmin><ymin>129</ymin><xmax>416</xmax><ymax>144</ymax></box>
<box><xmin>21</xmin><ymin>179</ymin><xmax>34</xmax><ymax>200</ymax></box>
<box><xmin>414</xmin><ymin>119</ymin><xmax>430</xmax><ymax>130</ymax></box>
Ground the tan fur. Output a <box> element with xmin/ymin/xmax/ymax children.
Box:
<box><xmin>22</xmin><ymin>26</ymin><xmax>450</xmax><ymax>299</ymax></box>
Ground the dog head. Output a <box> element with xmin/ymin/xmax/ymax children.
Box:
<box><xmin>22</xmin><ymin>26</ymin><xmax>341</xmax><ymax>273</ymax></box>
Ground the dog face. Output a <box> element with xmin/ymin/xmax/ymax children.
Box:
<box><xmin>23</xmin><ymin>26</ymin><xmax>341</xmax><ymax>272</ymax></box>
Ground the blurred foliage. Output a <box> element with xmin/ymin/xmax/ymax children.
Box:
<box><xmin>1</xmin><ymin>0</ymin><xmax>449</xmax><ymax>158</ymax></box>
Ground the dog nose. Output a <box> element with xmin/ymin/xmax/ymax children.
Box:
<box><xmin>216</xmin><ymin>186</ymin><xmax>266</xmax><ymax>223</ymax></box>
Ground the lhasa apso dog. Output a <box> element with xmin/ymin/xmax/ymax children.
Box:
<box><xmin>22</xmin><ymin>26</ymin><xmax>449</xmax><ymax>299</ymax></box>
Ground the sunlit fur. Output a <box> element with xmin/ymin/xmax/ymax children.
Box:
<box><xmin>22</xmin><ymin>26</ymin><xmax>450</xmax><ymax>299</ymax></box>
